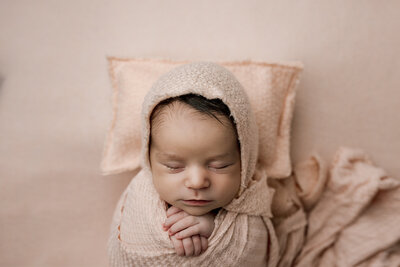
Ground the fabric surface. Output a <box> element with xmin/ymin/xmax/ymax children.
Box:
<box><xmin>291</xmin><ymin>147</ymin><xmax>400</xmax><ymax>267</ymax></box>
<box><xmin>265</xmin><ymin>146</ymin><xmax>400</xmax><ymax>267</ymax></box>
<box><xmin>108</xmin><ymin>62</ymin><xmax>282</xmax><ymax>266</ymax></box>
<box><xmin>101</xmin><ymin>58</ymin><xmax>304</xmax><ymax>179</ymax></box>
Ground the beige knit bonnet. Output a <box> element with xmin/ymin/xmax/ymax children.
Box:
<box><xmin>140</xmin><ymin>61</ymin><xmax>259</xmax><ymax>196</ymax></box>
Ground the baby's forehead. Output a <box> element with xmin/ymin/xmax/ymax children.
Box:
<box><xmin>151</xmin><ymin>101</ymin><xmax>199</xmax><ymax>126</ymax></box>
<box><xmin>150</xmin><ymin>101</ymin><xmax>234</xmax><ymax>134</ymax></box>
<box><xmin>153</xmin><ymin>100</ymin><xmax>193</xmax><ymax>117</ymax></box>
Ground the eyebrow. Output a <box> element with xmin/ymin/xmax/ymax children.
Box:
<box><xmin>156</xmin><ymin>152</ymin><xmax>183</xmax><ymax>160</ymax></box>
<box><xmin>209</xmin><ymin>153</ymin><xmax>231</xmax><ymax>159</ymax></box>
<box><xmin>156</xmin><ymin>152</ymin><xmax>231</xmax><ymax>160</ymax></box>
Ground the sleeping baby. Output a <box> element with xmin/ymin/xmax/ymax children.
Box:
<box><xmin>153</xmin><ymin>93</ymin><xmax>238</xmax><ymax>256</ymax></box>
<box><xmin>108</xmin><ymin>62</ymin><xmax>278</xmax><ymax>266</ymax></box>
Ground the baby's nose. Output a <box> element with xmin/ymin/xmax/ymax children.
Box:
<box><xmin>185</xmin><ymin>166</ymin><xmax>210</xmax><ymax>189</ymax></box>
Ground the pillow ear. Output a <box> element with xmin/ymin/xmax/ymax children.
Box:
<box><xmin>101</xmin><ymin>58</ymin><xmax>303</xmax><ymax>179</ymax></box>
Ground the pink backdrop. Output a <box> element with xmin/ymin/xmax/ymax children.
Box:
<box><xmin>0</xmin><ymin>1</ymin><xmax>399</xmax><ymax>266</ymax></box>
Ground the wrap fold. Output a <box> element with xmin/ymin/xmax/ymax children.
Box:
<box><xmin>293</xmin><ymin>147</ymin><xmax>400</xmax><ymax>267</ymax></box>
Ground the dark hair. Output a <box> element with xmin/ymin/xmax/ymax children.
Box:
<box><xmin>149</xmin><ymin>93</ymin><xmax>239</xmax><ymax>146</ymax></box>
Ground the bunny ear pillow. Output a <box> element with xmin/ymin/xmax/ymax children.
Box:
<box><xmin>104</xmin><ymin>59</ymin><xmax>304</xmax><ymax>266</ymax></box>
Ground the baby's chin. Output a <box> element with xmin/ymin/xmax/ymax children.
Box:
<box><xmin>177</xmin><ymin>204</ymin><xmax>215</xmax><ymax>216</ymax></box>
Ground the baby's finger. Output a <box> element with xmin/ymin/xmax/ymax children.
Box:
<box><xmin>200</xmin><ymin>236</ymin><xmax>208</xmax><ymax>253</ymax></box>
<box><xmin>171</xmin><ymin>235</ymin><xmax>185</xmax><ymax>256</ymax></box>
<box><xmin>173</xmin><ymin>223</ymin><xmax>200</xmax><ymax>239</ymax></box>
<box><xmin>164</xmin><ymin>211</ymin><xmax>188</xmax><ymax>230</ymax></box>
<box><xmin>192</xmin><ymin>235</ymin><xmax>202</xmax><ymax>256</ymax></box>
<box><xmin>182</xmin><ymin>237</ymin><xmax>194</xmax><ymax>256</ymax></box>
<box><xmin>166</xmin><ymin>206</ymin><xmax>182</xmax><ymax>217</ymax></box>
<box><xmin>169</xmin><ymin>216</ymin><xmax>197</xmax><ymax>236</ymax></box>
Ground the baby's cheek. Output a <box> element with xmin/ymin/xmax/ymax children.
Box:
<box><xmin>154</xmin><ymin>175</ymin><xmax>177</xmax><ymax>201</ymax></box>
<box><xmin>219</xmin><ymin>177</ymin><xmax>240</xmax><ymax>202</ymax></box>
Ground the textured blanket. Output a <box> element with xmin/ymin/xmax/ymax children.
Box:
<box><xmin>270</xmin><ymin>146</ymin><xmax>400</xmax><ymax>267</ymax></box>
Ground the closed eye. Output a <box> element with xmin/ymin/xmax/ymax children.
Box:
<box><xmin>164</xmin><ymin>165</ymin><xmax>184</xmax><ymax>170</ymax></box>
<box><xmin>209</xmin><ymin>164</ymin><xmax>233</xmax><ymax>170</ymax></box>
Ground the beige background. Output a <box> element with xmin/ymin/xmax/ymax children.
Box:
<box><xmin>1</xmin><ymin>1</ymin><xmax>399</xmax><ymax>266</ymax></box>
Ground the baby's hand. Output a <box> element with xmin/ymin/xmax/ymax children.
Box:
<box><xmin>169</xmin><ymin>234</ymin><xmax>208</xmax><ymax>257</ymax></box>
<box><xmin>163</xmin><ymin>206</ymin><xmax>215</xmax><ymax>239</ymax></box>
<box><xmin>163</xmin><ymin>206</ymin><xmax>215</xmax><ymax>256</ymax></box>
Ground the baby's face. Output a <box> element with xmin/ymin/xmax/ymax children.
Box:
<box><xmin>149</xmin><ymin>102</ymin><xmax>241</xmax><ymax>216</ymax></box>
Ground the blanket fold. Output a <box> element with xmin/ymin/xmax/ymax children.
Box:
<box><xmin>292</xmin><ymin>146</ymin><xmax>400</xmax><ymax>267</ymax></box>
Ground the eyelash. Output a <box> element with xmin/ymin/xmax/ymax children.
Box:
<box><xmin>165</xmin><ymin>165</ymin><xmax>182</xmax><ymax>170</ymax></box>
<box><xmin>210</xmin><ymin>164</ymin><xmax>232</xmax><ymax>169</ymax></box>
<box><xmin>164</xmin><ymin>164</ymin><xmax>232</xmax><ymax>170</ymax></box>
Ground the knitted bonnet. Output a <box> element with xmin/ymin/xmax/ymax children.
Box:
<box><xmin>140</xmin><ymin>61</ymin><xmax>259</xmax><ymax>196</ymax></box>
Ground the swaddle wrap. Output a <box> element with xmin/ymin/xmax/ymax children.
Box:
<box><xmin>108</xmin><ymin>62</ymin><xmax>281</xmax><ymax>266</ymax></box>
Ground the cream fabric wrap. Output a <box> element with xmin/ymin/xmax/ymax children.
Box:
<box><xmin>108</xmin><ymin>62</ymin><xmax>291</xmax><ymax>266</ymax></box>
<box><xmin>108</xmin><ymin>61</ymin><xmax>400</xmax><ymax>266</ymax></box>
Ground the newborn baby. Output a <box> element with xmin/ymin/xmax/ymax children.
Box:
<box><xmin>108</xmin><ymin>62</ymin><xmax>278</xmax><ymax>266</ymax></box>
<box><xmin>152</xmin><ymin>93</ymin><xmax>241</xmax><ymax>256</ymax></box>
